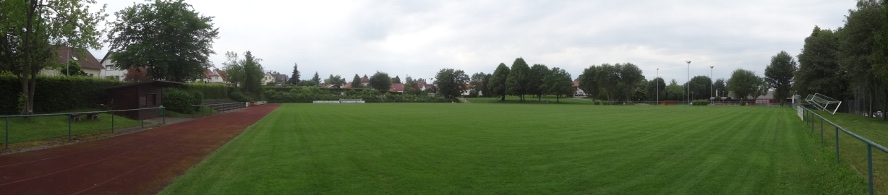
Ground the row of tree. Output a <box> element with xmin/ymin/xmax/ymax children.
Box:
<box><xmin>795</xmin><ymin>0</ymin><xmax>888</xmax><ymax>117</ymax></box>
<box><xmin>485</xmin><ymin>58</ymin><xmax>575</xmax><ymax>102</ymax></box>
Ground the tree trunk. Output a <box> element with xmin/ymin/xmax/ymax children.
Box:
<box><xmin>556</xmin><ymin>95</ymin><xmax>560</xmax><ymax>103</ymax></box>
<box><xmin>500</xmin><ymin>95</ymin><xmax>505</xmax><ymax>101</ymax></box>
<box><xmin>19</xmin><ymin>1</ymin><xmax>37</xmax><ymax>115</ymax></box>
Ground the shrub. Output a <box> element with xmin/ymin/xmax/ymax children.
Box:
<box><xmin>162</xmin><ymin>88</ymin><xmax>197</xmax><ymax>114</ymax></box>
<box><xmin>185</xmin><ymin>83</ymin><xmax>232</xmax><ymax>99</ymax></box>
<box><xmin>692</xmin><ymin>99</ymin><xmax>710</xmax><ymax>106</ymax></box>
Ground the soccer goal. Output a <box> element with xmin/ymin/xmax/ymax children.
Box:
<box><xmin>805</xmin><ymin>93</ymin><xmax>842</xmax><ymax>115</ymax></box>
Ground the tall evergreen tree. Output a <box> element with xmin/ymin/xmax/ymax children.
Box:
<box><xmin>311</xmin><ymin>72</ymin><xmax>321</xmax><ymax>84</ymax></box>
<box><xmin>351</xmin><ymin>74</ymin><xmax>362</xmax><ymax>88</ymax></box>
<box><xmin>289</xmin><ymin>63</ymin><xmax>300</xmax><ymax>85</ymax></box>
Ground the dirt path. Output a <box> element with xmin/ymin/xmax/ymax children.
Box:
<box><xmin>0</xmin><ymin>104</ymin><xmax>280</xmax><ymax>194</ymax></box>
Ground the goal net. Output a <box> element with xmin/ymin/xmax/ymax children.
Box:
<box><xmin>805</xmin><ymin>93</ymin><xmax>841</xmax><ymax>115</ymax></box>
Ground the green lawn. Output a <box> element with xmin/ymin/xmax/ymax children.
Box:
<box><xmin>1</xmin><ymin>113</ymin><xmax>143</xmax><ymax>145</ymax></box>
<box><xmin>162</xmin><ymin>103</ymin><xmax>866</xmax><ymax>194</ymax></box>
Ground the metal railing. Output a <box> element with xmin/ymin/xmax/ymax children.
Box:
<box><xmin>800</xmin><ymin>106</ymin><xmax>887</xmax><ymax>194</ymax></box>
<box><xmin>1</xmin><ymin>106</ymin><xmax>166</xmax><ymax>150</ymax></box>
<box><xmin>191</xmin><ymin>102</ymin><xmax>247</xmax><ymax>118</ymax></box>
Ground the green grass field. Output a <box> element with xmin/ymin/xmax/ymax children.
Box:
<box><xmin>162</xmin><ymin>103</ymin><xmax>867</xmax><ymax>194</ymax></box>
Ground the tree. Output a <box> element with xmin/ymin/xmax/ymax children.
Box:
<box><xmin>796</xmin><ymin>26</ymin><xmax>846</xmax><ymax>99</ymax></box>
<box><xmin>107</xmin><ymin>0</ymin><xmax>219</xmax><ymax>82</ymax></box>
<box><xmin>713</xmin><ymin>79</ymin><xmax>727</xmax><ymax>97</ymax></box>
<box><xmin>223</xmin><ymin>51</ymin><xmax>263</xmax><ymax>97</ymax></box>
<box><xmin>391</xmin><ymin>75</ymin><xmax>401</xmax><ymax>83</ymax></box>
<box><xmin>528</xmin><ymin>64</ymin><xmax>549</xmax><ymax>101</ymax></box>
<box><xmin>687</xmin><ymin>75</ymin><xmax>712</xmax><ymax>100</ymax></box>
<box><xmin>838</xmin><ymin>0</ymin><xmax>885</xmax><ymax>115</ymax></box>
<box><xmin>325</xmin><ymin>74</ymin><xmax>346</xmax><ymax>89</ymax></box>
<box><xmin>351</xmin><ymin>74</ymin><xmax>362</xmax><ymax>88</ymax></box>
<box><xmin>404</xmin><ymin>76</ymin><xmax>421</xmax><ymax>95</ymax></box>
<box><xmin>60</xmin><ymin>60</ymin><xmax>86</xmax><ymax>76</ymax></box>
<box><xmin>619</xmin><ymin>63</ymin><xmax>645</xmax><ymax>102</ymax></box>
<box><xmin>289</xmin><ymin>63</ymin><xmax>300</xmax><ymax>85</ymax></box>
<box><xmin>727</xmin><ymin>69</ymin><xmax>762</xmax><ymax>101</ymax></box>
<box><xmin>543</xmin><ymin>67</ymin><xmax>573</xmax><ymax>102</ymax></box>
<box><xmin>764</xmin><ymin>51</ymin><xmax>798</xmax><ymax>105</ymax></box>
<box><xmin>240</xmin><ymin>51</ymin><xmax>264</xmax><ymax>97</ymax></box>
<box><xmin>124</xmin><ymin>67</ymin><xmax>149</xmax><ymax>82</ymax></box>
<box><xmin>506</xmin><ymin>58</ymin><xmax>531</xmax><ymax>101</ymax></box>
<box><xmin>311</xmin><ymin>72</ymin><xmax>321</xmax><ymax>84</ymax></box>
<box><xmin>489</xmin><ymin>63</ymin><xmax>510</xmax><ymax>101</ymax></box>
<box><xmin>470</xmin><ymin>72</ymin><xmax>487</xmax><ymax>97</ymax></box>
<box><xmin>665</xmin><ymin>79</ymin><xmax>684</xmax><ymax>100</ymax></box>
<box><xmin>435</xmin><ymin>69</ymin><xmax>469</xmax><ymax>101</ymax></box>
<box><xmin>0</xmin><ymin>0</ymin><xmax>106</xmax><ymax>114</ymax></box>
<box><xmin>646</xmin><ymin>77</ymin><xmax>665</xmax><ymax>101</ymax></box>
<box><xmin>578</xmin><ymin>66</ymin><xmax>599</xmax><ymax>99</ymax></box>
<box><xmin>369</xmin><ymin>71</ymin><xmax>392</xmax><ymax>93</ymax></box>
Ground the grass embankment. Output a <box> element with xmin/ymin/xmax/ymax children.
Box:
<box><xmin>1</xmin><ymin>113</ymin><xmax>142</xmax><ymax>145</ymax></box>
<box><xmin>805</xmin><ymin>109</ymin><xmax>888</xmax><ymax>193</ymax></box>
<box><xmin>163</xmin><ymin>104</ymin><xmax>865</xmax><ymax>194</ymax></box>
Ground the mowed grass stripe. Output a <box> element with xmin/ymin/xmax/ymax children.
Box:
<box><xmin>162</xmin><ymin>104</ymin><xmax>865</xmax><ymax>194</ymax></box>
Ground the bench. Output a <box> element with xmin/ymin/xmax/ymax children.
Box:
<box><xmin>70</xmin><ymin>113</ymin><xmax>99</xmax><ymax>121</ymax></box>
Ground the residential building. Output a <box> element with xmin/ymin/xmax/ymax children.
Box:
<box><xmin>41</xmin><ymin>45</ymin><xmax>103</xmax><ymax>77</ymax></box>
<box><xmin>99</xmin><ymin>52</ymin><xmax>126</xmax><ymax>81</ymax></box>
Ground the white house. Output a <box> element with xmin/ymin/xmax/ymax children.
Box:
<box><xmin>99</xmin><ymin>52</ymin><xmax>127</xmax><ymax>81</ymax></box>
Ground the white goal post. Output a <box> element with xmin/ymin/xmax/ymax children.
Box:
<box><xmin>805</xmin><ymin>93</ymin><xmax>842</xmax><ymax>115</ymax></box>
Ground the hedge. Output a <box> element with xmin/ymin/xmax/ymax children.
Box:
<box><xmin>185</xmin><ymin>83</ymin><xmax>233</xmax><ymax>100</ymax></box>
<box><xmin>262</xmin><ymin>86</ymin><xmax>448</xmax><ymax>103</ymax></box>
<box><xmin>0</xmin><ymin>74</ymin><xmax>124</xmax><ymax>114</ymax></box>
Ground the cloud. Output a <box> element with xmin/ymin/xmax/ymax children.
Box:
<box><xmin>90</xmin><ymin>0</ymin><xmax>856</xmax><ymax>83</ymax></box>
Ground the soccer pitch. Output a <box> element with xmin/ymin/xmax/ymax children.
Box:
<box><xmin>161</xmin><ymin>103</ymin><xmax>865</xmax><ymax>194</ymax></box>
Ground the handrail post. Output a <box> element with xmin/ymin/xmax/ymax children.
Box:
<box><xmin>111</xmin><ymin>110</ymin><xmax>115</xmax><ymax>133</ymax></box>
<box><xmin>867</xmin><ymin>144</ymin><xmax>874</xmax><ymax>195</ymax></box>
<box><xmin>5</xmin><ymin>117</ymin><xmax>8</xmax><ymax>149</ymax></box>
<box><xmin>835</xmin><ymin>127</ymin><xmax>840</xmax><ymax>163</ymax></box>
<box><xmin>820</xmin><ymin>123</ymin><xmax>824</xmax><ymax>145</ymax></box>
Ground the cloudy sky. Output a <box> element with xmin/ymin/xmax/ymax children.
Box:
<box><xmin>90</xmin><ymin>0</ymin><xmax>856</xmax><ymax>83</ymax></box>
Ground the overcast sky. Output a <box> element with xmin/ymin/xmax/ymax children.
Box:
<box><xmin>90</xmin><ymin>0</ymin><xmax>856</xmax><ymax>83</ymax></box>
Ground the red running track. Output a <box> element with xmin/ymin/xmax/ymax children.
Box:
<box><xmin>0</xmin><ymin>104</ymin><xmax>279</xmax><ymax>194</ymax></box>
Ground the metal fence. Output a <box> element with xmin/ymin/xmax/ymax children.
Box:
<box><xmin>1</xmin><ymin>107</ymin><xmax>166</xmax><ymax>150</ymax></box>
<box><xmin>799</xmin><ymin>105</ymin><xmax>888</xmax><ymax>194</ymax></box>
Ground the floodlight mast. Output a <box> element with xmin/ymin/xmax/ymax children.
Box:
<box><xmin>686</xmin><ymin>61</ymin><xmax>691</xmax><ymax>105</ymax></box>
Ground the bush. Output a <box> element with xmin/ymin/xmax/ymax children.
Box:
<box><xmin>229</xmin><ymin>90</ymin><xmax>253</xmax><ymax>102</ymax></box>
<box><xmin>692</xmin><ymin>99</ymin><xmax>710</xmax><ymax>106</ymax></box>
<box><xmin>162</xmin><ymin>87</ymin><xmax>198</xmax><ymax>114</ymax></box>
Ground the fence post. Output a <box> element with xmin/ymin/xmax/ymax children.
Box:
<box><xmin>867</xmin><ymin>144</ymin><xmax>874</xmax><ymax>195</ymax></box>
<box><xmin>835</xmin><ymin>127</ymin><xmax>840</xmax><ymax>163</ymax></box>
<box><xmin>820</xmin><ymin>123</ymin><xmax>824</xmax><ymax>145</ymax></box>
<box><xmin>68</xmin><ymin>113</ymin><xmax>72</xmax><ymax>140</ymax></box>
